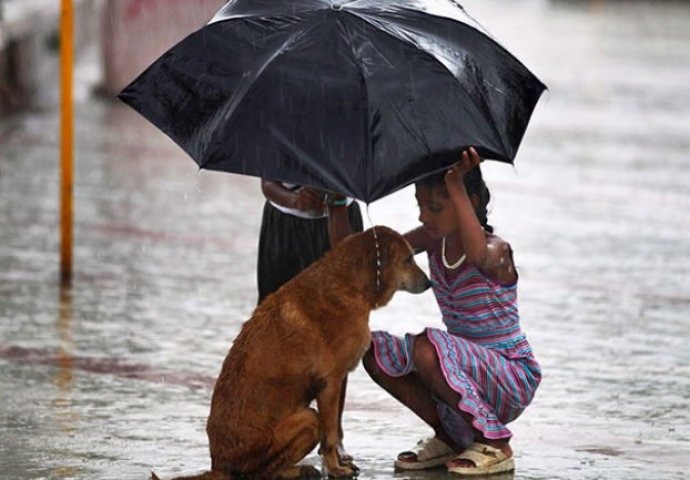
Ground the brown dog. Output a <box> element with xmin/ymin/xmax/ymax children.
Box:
<box><xmin>153</xmin><ymin>226</ymin><xmax>430</xmax><ymax>480</ymax></box>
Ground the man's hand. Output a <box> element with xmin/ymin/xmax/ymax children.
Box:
<box><xmin>324</xmin><ymin>192</ymin><xmax>348</xmax><ymax>208</ymax></box>
<box><xmin>293</xmin><ymin>187</ymin><xmax>325</xmax><ymax>212</ymax></box>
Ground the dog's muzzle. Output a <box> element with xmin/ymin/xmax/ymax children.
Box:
<box><xmin>407</xmin><ymin>273</ymin><xmax>431</xmax><ymax>294</ymax></box>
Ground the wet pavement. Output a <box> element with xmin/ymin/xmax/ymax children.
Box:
<box><xmin>1</xmin><ymin>1</ymin><xmax>689</xmax><ymax>479</ymax></box>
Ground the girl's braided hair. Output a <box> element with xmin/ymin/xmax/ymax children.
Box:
<box><xmin>417</xmin><ymin>165</ymin><xmax>493</xmax><ymax>233</ymax></box>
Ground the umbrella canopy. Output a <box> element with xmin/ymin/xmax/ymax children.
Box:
<box><xmin>119</xmin><ymin>0</ymin><xmax>546</xmax><ymax>202</ymax></box>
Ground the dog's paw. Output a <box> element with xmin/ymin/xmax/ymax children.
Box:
<box><xmin>326</xmin><ymin>465</ymin><xmax>357</xmax><ymax>478</ymax></box>
<box><xmin>337</xmin><ymin>452</ymin><xmax>358</xmax><ymax>472</ymax></box>
<box><xmin>298</xmin><ymin>465</ymin><xmax>321</xmax><ymax>479</ymax></box>
<box><xmin>276</xmin><ymin>465</ymin><xmax>321</xmax><ymax>480</ymax></box>
<box><xmin>339</xmin><ymin>459</ymin><xmax>359</xmax><ymax>473</ymax></box>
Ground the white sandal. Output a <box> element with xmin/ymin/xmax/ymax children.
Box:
<box><xmin>394</xmin><ymin>437</ymin><xmax>457</xmax><ymax>471</ymax></box>
<box><xmin>447</xmin><ymin>442</ymin><xmax>515</xmax><ymax>476</ymax></box>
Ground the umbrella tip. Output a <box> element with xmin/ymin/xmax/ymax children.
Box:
<box><xmin>331</xmin><ymin>3</ymin><xmax>343</xmax><ymax>11</ymax></box>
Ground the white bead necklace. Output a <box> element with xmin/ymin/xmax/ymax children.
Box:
<box><xmin>442</xmin><ymin>237</ymin><xmax>466</xmax><ymax>270</ymax></box>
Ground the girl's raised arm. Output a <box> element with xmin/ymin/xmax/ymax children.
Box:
<box><xmin>445</xmin><ymin>148</ymin><xmax>488</xmax><ymax>265</ymax></box>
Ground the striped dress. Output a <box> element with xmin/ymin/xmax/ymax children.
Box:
<box><xmin>371</xmin><ymin>240</ymin><xmax>541</xmax><ymax>440</ymax></box>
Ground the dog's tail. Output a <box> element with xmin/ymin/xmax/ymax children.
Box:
<box><xmin>151</xmin><ymin>470</ymin><xmax>231</xmax><ymax>480</ymax></box>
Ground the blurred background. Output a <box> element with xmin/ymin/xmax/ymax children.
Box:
<box><xmin>1</xmin><ymin>1</ymin><xmax>689</xmax><ymax>479</ymax></box>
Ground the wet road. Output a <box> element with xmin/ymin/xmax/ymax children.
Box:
<box><xmin>1</xmin><ymin>1</ymin><xmax>689</xmax><ymax>479</ymax></box>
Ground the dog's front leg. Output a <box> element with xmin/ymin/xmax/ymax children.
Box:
<box><xmin>316</xmin><ymin>375</ymin><xmax>354</xmax><ymax>478</ymax></box>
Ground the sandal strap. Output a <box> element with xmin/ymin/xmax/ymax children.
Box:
<box><xmin>401</xmin><ymin>437</ymin><xmax>454</xmax><ymax>462</ymax></box>
<box><xmin>453</xmin><ymin>443</ymin><xmax>509</xmax><ymax>468</ymax></box>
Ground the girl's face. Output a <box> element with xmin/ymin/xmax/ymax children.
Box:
<box><xmin>415</xmin><ymin>184</ymin><xmax>459</xmax><ymax>239</ymax></box>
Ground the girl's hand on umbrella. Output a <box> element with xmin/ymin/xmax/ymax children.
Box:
<box><xmin>294</xmin><ymin>187</ymin><xmax>325</xmax><ymax>212</ymax></box>
<box><xmin>445</xmin><ymin>147</ymin><xmax>482</xmax><ymax>191</ymax></box>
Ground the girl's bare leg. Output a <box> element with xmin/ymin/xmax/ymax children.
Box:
<box><xmin>362</xmin><ymin>348</ymin><xmax>459</xmax><ymax>453</ymax></box>
<box><xmin>412</xmin><ymin>334</ymin><xmax>512</xmax><ymax>467</ymax></box>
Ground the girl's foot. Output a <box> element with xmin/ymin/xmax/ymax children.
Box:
<box><xmin>395</xmin><ymin>436</ymin><xmax>458</xmax><ymax>471</ymax></box>
<box><xmin>446</xmin><ymin>442</ymin><xmax>514</xmax><ymax>475</ymax></box>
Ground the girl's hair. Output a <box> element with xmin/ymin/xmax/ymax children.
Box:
<box><xmin>418</xmin><ymin>166</ymin><xmax>494</xmax><ymax>233</ymax></box>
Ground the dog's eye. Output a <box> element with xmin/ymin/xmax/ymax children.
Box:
<box><xmin>405</xmin><ymin>255</ymin><xmax>413</xmax><ymax>265</ymax></box>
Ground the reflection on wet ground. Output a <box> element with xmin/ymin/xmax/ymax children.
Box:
<box><xmin>0</xmin><ymin>345</ymin><xmax>215</xmax><ymax>390</ymax></box>
<box><xmin>1</xmin><ymin>1</ymin><xmax>689</xmax><ymax>479</ymax></box>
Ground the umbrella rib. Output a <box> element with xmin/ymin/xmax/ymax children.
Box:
<box><xmin>198</xmin><ymin>22</ymin><xmax>312</xmax><ymax>170</ymax></box>
<box><xmin>338</xmin><ymin>13</ymin><xmax>373</xmax><ymax>204</ymax></box>
<box><xmin>344</xmin><ymin>8</ymin><xmax>510</xmax><ymax>158</ymax></box>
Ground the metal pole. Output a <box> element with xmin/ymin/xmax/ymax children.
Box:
<box><xmin>60</xmin><ymin>0</ymin><xmax>74</xmax><ymax>285</ymax></box>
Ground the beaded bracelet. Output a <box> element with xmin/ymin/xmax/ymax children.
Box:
<box><xmin>325</xmin><ymin>194</ymin><xmax>348</xmax><ymax>207</ymax></box>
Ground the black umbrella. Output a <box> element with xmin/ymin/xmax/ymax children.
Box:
<box><xmin>119</xmin><ymin>0</ymin><xmax>545</xmax><ymax>203</ymax></box>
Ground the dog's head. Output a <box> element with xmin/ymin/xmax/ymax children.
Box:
<box><xmin>351</xmin><ymin>226</ymin><xmax>431</xmax><ymax>307</ymax></box>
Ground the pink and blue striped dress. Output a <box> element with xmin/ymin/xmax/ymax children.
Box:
<box><xmin>371</xmin><ymin>240</ymin><xmax>541</xmax><ymax>440</ymax></box>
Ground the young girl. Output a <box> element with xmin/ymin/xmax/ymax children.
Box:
<box><xmin>363</xmin><ymin>147</ymin><xmax>541</xmax><ymax>476</ymax></box>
